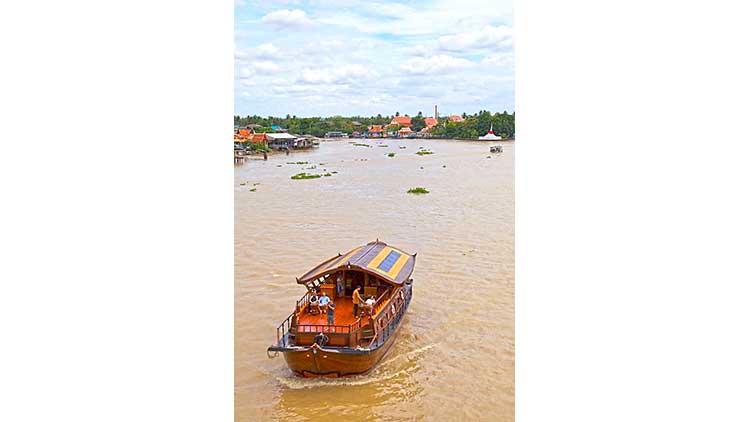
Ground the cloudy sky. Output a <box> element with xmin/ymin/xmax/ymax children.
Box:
<box><xmin>235</xmin><ymin>0</ymin><xmax>514</xmax><ymax>117</ymax></box>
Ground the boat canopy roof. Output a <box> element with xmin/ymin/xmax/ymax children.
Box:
<box><xmin>297</xmin><ymin>240</ymin><xmax>416</xmax><ymax>286</ymax></box>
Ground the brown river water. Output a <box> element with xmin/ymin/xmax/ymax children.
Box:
<box><xmin>235</xmin><ymin>138</ymin><xmax>514</xmax><ymax>421</ymax></box>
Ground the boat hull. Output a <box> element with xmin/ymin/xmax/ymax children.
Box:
<box><xmin>280</xmin><ymin>328</ymin><xmax>400</xmax><ymax>377</ymax></box>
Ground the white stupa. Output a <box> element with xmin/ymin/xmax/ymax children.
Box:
<box><xmin>478</xmin><ymin>124</ymin><xmax>502</xmax><ymax>140</ymax></box>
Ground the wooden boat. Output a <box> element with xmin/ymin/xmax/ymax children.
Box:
<box><xmin>490</xmin><ymin>145</ymin><xmax>503</xmax><ymax>153</ymax></box>
<box><xmin>267</xmin><ymin>240</ymin><xmax>416</xmax><ymax>378</ymax></box>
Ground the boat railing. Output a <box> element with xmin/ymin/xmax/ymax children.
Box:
<box><xmin>371</xmin><ymin>289</ymin><xmax>392</xmax><ymax>317</ymax></box>
<box><xmin>369</xmin><ymin>286</ymin><xmax>412</xmax><ymax>348</ymax></box>
<box><xmin>295</xmin><ymin>290</ymin><xmax>313</xmax><ymax>313</ymax></box>
<box><xmin>275</xmin><ymin>310</ymin><xmax>364</xmax><ymax>347</ymax></box>
<box><xmin>295</xmin><ymin>318</ymin><xmax>362</xmax><ymax>335</ymax></box>
<box><xmin>276</xmin><ymin>312</ymin><xmax>296</xmax><ymax>348</ymax></box>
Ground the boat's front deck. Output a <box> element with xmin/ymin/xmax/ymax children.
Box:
<box><xmin>298</xmin><ymin>296</ymin><xmax>372</xmax><ymax>327</ymax></box>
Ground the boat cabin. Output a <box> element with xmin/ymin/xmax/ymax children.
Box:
<box><xmin>276</xmin><ymin>241</ymin><xmax>415</xmax><ymax>350</ymax></box>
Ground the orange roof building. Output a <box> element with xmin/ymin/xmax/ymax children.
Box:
<box><xmin>424</xmin><ymin>117</ymin><xmax>438</xmax><ymax>129</ymax></box>
<box><xmin>389</xmin><ymin>116</ymin><xmax>412</xmax><ymax>127</ymax></box>
<box><xmin>448</xmin><ymin>115</ymin><xmax>465</xmax><ymax>122</ymax></box>
<box><xmin>248</xmin><ymin>133</ymin><xmax>267</xmax><ymax>143</ymax></box>
<box><xmin>234</xmin><ymin>130</ymin><xmax>267</xmax><ymax>143</ymax></box>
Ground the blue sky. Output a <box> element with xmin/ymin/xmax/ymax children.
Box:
<box><xmin>235</xmin><ymin>0</ymin><xmax>514</xmax><ymax>117</ymax></box>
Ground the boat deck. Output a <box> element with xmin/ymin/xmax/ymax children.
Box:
<box><xmin>298</xmin><ymin>296</ymin><xmax>372</xmax><ymax>327</ymax></box>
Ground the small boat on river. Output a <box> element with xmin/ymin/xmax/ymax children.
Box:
<box><xmin>267</xmin><ymin>240</ymin><xmax>416</xmax><ymax>377</ymax></box>
<box><xmin>490</xmin><ymin>145</ymin><xmax>503</xmax><ymax>153</ymax></box>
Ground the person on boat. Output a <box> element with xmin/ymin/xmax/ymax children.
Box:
<box><xmin>318</xmin><ymin>292</ymin><xmax>331</xmax><ymax>313</ymax></box>
<box><xmin>326</xmin><ymin>302</ymin><xmax>336</xmax><ymax>325</ymax></box>
<box><xmin>336</xmin><ymin>275</ymin><xmax>344</xmax><ymax>298</ymax></box>
<box><xmin>309</xmin><ymin>291</ymin><xmax>319</xmax><ymax>314</ymax></box>
<box><xmin>352</xmin><ymin>286</ymin><xmax>363</xmax><ymax>317</ymax></box>
<box><xmin>364</xmin><ymin>296</ymin><xmax>376</xmax><ymax>316</ymax></box>
<box><xmin>313</xmin><ymin>332</ymin><xmax>328</xmax><ymax>346</ymax></box>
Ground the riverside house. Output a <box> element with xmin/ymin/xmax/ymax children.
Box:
<box><xmin>389</xmin><ymin>116</ymin><xmax>412</xmax><ymax>128</ymax></box>
<box><xmin>367</xmin><ymin>125</ymin><xmax>385</xmax><ymax>138</ymax></box>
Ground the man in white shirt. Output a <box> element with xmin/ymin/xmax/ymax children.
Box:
<box><xmin>318</xmin><ymin>292</ymin><xmax>331</xmax><ymax>314</ymax></box>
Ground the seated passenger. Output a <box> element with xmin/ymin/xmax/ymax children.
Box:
<box><xmin>364</xmin><ymin>296</ymin><xmax>376</xmax><ymax>315</ymax></box>
<box><xmin>309</xmin><ymin>291</ymin><xmax>319</xmax><ymax>314</ymax></box>
<box><xmin>318</xmin><ymin>292</ymin><xmax>331</xmax><ymax>313</ymax></box>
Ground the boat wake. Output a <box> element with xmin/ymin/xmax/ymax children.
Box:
<box><xmin>267</xmin><ymin>343</ymin><xmax>437</xmax><ymax>390</ymax></box>
<box><xmin>378</xmin><ymin>343</ymin><xmax>437</xmax><ymax>367</ymax></box>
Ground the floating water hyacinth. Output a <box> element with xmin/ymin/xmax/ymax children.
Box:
<box><xmin>291</xmin><ymin>173</ymin><xmax>321</xmax><ymax>180</ymax></box>
<box><xmin>407</xmin><ymin>187</ymin><xmax>430</xmax><ymax>194</ymax></box>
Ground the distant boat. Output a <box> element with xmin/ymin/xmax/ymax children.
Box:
<box><xmin>490</xmin><ymin>145</ymin><xmax>503</xmax><ymax>153</ymax></box>
<box><xmin>478</xmin><ymin>124</ymin><xmax>502</xmax><ymax>141</ymax></box>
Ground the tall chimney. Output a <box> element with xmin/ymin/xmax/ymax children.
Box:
<box><xmin>434</xmin><ymin>105</ymin><xmax>438</xmax><ymax>120</ymax></box>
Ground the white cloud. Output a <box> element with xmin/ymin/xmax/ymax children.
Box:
<box><xmin>238</xmin><ymin>66</ymin><xmax>254</xmax><ymax>78</ymax></box>
<box><xmin>438</xmin><ymin>25</ymin><xmax>513</xmax><ymax>52</ymax></box>
<box><xmin>399</xmin><ymin>55</ymin><xmax>472</xmax><ymax>75</ymax></box>
<box><xmin>481</xmin><ymin>51</ymin><xmax>515</xmax><ymax>67</ymax></box>
<box><xmin>255</xmin><ymin>43</ymin><xmax>280</xmax><ymax>58</ymax></box>
<box><xmin>299</xmin><ymin>64</ymin><xmax>373</xmax><ymax>84</ymax></box>
<box><xmin>261</xmin><ymin>9</ymin><xmax>313</xmax><ymax>29</ymax></box>
<box><xmin>252</xmin><ymin>61</ymin><xmax>280</xmax><ymax>74</ymax></box>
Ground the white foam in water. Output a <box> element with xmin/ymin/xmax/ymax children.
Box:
<box><xmin>267</xmin><ymin>343</ymin><xmax>437</xmax><ymax>390</ymax></box>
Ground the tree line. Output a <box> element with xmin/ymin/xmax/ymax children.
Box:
<box><xmin>234</xmin><ymin>110</ymin><xmax>514</xmax><ymax>138</ymax></box>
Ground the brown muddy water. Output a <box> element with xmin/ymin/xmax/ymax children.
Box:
<box><xmin>235</xmin><ymin>138</ymin><xmax>514</xmax><ymax>421</ymax></box>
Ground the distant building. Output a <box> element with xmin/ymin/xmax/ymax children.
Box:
<box><xmin>237</xmin><ymin>129</ymin><xmax>253</xmax><ymax>139</ymax></box>
<box><xmin>397</xmin><ymin>127</ymin><xmax>413</xmax><ymax>137</ymax></box>
<box><xmin>234</xmin><ymin>129</ymin><xmax>267</xmax><ymax>144</ymax></box>
<box><xmin>448</xmin><ymin>115</ymin><xmax>465</xmax><ymax>122</ymax></box>
<box><xmin>266</xmin><ymin>132</ymin><xmax>311</xmax><ymax>150</ymax></box>
<box><xmin>389</xmin><ymin>116</ymin><xmax>412</xmax><ymax>127</ymax></box>
<box><xmin>270</xmin><ymin>125</ymin><xmax>288</xmax><ymax>133</ymax></box>
<box><xmin>367</xmin><ymin>125</ymin><xmax>385</xmax><ymax>137</ymax></box>
<box><xmin>424</xmin><ymin>117</ymin><xmax>438</xmax><ymax>129</ymax></box>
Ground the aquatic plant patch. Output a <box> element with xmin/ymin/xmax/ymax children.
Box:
<box><xmin>407</xmin><ymin>187</ymin><xmax>430</xmax><ymax>194</ymax></box>
<box><xmin>291</xmin><ymin>172</ymin><xmax>321</xmax><ymax>180</ymax></box>
<box><xmin>416</xmin><ymin>151</ymin><xmax>434</xmax><ymax>155</ymax></box>
<box><xmin>387</xmin><ymin>153</ymin><xmax>395</xmax><ymax>157</ymax></box>
<box><xmin>352</xmin><ymin>143</ymin><xmax>372</xmax><ymax>147</ymax></box>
